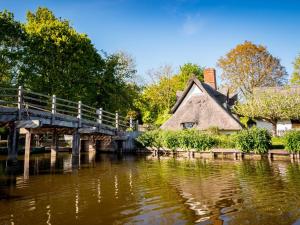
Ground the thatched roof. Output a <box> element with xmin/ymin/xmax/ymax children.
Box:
<box><xmin>161</xmin><ymin>77</ymin><xmax>243</xmax><ymax>131</ymax></box>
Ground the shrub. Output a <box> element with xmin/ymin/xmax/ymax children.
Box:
<box><xmin>234</xmin><ymin>127</ymin><xmax>271</xmax><ymax>154</ymax></box>
<box><xmin>215</xmin><ymin>135</ymin><xmax>236</xmax><ymax>148</ymax></box>
<box><xmin>136</xmin><ymin>130</ymin><xmax>158</xmax><ymax>148</ymax></box>
<box><xmin>178</xmin><ymin>129</ymin><xmax>216</xmax><ymax>151</ymax></box>
<box><xmin>136</xmin><ymin>129</ymin><xmax>216</xmax><ymax>151</ymax></box>
<box><xmin>163</xmin><ymin>130</ymin><xmax>180</xmax><ymax>151</ymax></box>
<box><xmin>284</xmin><ymin>130</ymin><xmax>300</xmax><ymax>153</ymax></box>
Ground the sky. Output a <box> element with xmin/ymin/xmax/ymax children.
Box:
<box><xmin>1</xmin><ymin>0</ymin><xmax>300</xmax><ymax>84</ymax></box>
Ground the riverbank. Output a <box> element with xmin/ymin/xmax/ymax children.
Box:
<box><xmin>136</xmin><ymin>147</ymin><xmax>298</xmax><ymax>161</ymax></box>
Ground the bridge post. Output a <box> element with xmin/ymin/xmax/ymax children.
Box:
<box><xmin>136</xmin><ymin>120</ymin><xmax>139</xmax><ymax>131</ymax></box>
<box><xmin>51</xmin><ymin>95</ymin><xmax>56</xmax><ymax>124</ymax></box>
<box><xmin>98</xmin><ymin>108</ymin><xmax>102</xmax><ymax>125</ymax></box>
<box><xmin>130</xmin><ymin>116</ymin><xmax>133</xmax><ymax>130</ymax></box>
<box><xmin>17</xmin><ymin>86</ymin><xmax>23</xmax><ymax>120</ymax></box>
<box><xmin>24</xmin><ymin>129</ymin><xmax>31</xmax><ymax>160</ymax></box>
<box><xmin>115</xmin><ymin>112</ymin><xmax>119</xmax><ymax>130</ymax></box>
<box><xmin>72</xmin><ymin>131</ymin><xmax>80</xmax><ymax>156</ymax></box>
<box><xmin>7</xmin><ymin>122</ymin><xmax>19</xmax><ymax>163</ymax></box>
<box><xmin>51</xmin><ymin>128</ymin><xmax>59</xmax><ymax>154</ymax></box>
<box><xmin>78</xmin><ymin>101</ymin><xmax>82</xmax><ymax>128</ymax></box>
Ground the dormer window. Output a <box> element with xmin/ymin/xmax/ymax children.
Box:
<box><xmin>181</xmin><ymin>122</ymin><xmax>194</xmax><ymax>129</ymax></box>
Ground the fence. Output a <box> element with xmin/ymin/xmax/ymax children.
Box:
<box><xmin>0</xmin><ymin>86</ymin><xmax>138</xmax><ymax>131</ymax></box>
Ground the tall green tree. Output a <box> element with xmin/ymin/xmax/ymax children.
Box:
<box><xmin>218</xmin><ymin>41</ymin><xmax>287</xmax><ymax>96</ymax></box>
<box><xmin>0</xmin><ymin>8</ymin><xmax>140</xmax><ymax>117</ymax></box>
<box><xmin>18</xmin><ymin>7</ymin><xmax>104</xmax><ymax>103</ymax></box>
<box><xmin>0</xmin><ymin>10</ymin><xmax>25</xmax><ymax>86</ymax></box>
<box><xmin>291</xmin><ymin>54</ymin><xmax>300</xmax><ymax>85</ymax></box>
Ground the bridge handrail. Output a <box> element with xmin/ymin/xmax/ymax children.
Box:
<box><xmin>0</xmin><ymin>86</ymin><xmax>138</xmax><ymax>131</ymax></box>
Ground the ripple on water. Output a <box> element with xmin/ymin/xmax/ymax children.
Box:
<box><xmin>1</xmin><ymin>156</ymin><xmax>300</xmax><ymax>225</ymax></box>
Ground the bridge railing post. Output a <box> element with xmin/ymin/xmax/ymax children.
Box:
<box><xmin>115</xmin><ymin>111</ymin><xmax>119</xmax><ymax>130</ymax></box>
<box><xmin>129</xmin><ymin>116</ymin><xmax>133</xmax><ymax>130</ymax></box>
<box><xmin>136</xmin><ymin>119</ymin><xmax>139</xmax><ymax>131</ymax></box>
<box><xmin>51</xmin><ymin>95</ymin><xmax>56</xmax><ymax>123</ymax></box>
<box><xmin>78</xmin><ymin>101</ymin><xmax>82</xmax><ymax>127</ymax></box>
<box><xmin>98</xmin><ymin>108</ymin><xmax>102</xmax><ymax>125</ymax></box>
<box><xmin>17</xmin><ymin>86</ymin><xmax>23</xmax><ymax>120</ymax></box>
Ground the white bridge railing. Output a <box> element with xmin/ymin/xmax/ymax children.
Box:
<box><xmin>0</xmin><ymin>86</ymin><xmax>137</xmax><ymax>131</ymax></box>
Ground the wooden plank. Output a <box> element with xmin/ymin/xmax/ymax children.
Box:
<box><xmin>16</xmin><ymin>120</ymin><xmax>41</xmax><ymax>129</ymax></box>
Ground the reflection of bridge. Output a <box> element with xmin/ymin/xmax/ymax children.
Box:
<box><xmin>0</xmin><ymin>86</ymin><xmax>138</xmax><ymax>162</ymax></box>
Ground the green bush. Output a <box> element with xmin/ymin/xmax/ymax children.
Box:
<box><xmin>136</xmin><ymin>130</ymin><xmax>156</xmax><ymax>148</ymax></box>
<box><xmin>215</xmin><ymin>135</ymin><xmax>236</xmax><ymax>148</ymax></box>
<box><xmin>163</xmin><ymin>130</ymin><xmax>179</xmax><ymax>151</ymax></box>
<box><xmin>284</xmin><ymin>130</ymin><xmax>300</xmax><ymax>153</ymax></box>
<box><xmin>234</xmin><ymin>127</ymin><xmax>271</xmax><ymax>154</ymax></box>
<box><xmin>178</xmin><ymin>129</ymin><xmax>215</xmax><ymax>151</ymax></box>
<box><xmin>136</xmin><ymin>129</ymin><xmax>216</xmax><ymax>151</ymax></box>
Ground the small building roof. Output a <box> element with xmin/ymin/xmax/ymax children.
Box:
<box><xmin>161</xmin><ymin>77</ymin><xmax>243</xmax><ymax>131</ymax></box>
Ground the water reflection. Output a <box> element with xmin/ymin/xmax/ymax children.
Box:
<box><xmin>46</xmin><ymin>204</ymin><xmax>51</xmax><ymax>225</ymax></box>
<box><xmin>0</xmin><ymin>154</ymin><xmax>300</xmax><ymax>224</ymax></box>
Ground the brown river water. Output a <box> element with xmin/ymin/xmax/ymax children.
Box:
<box><xmin>0</xmin><ymin>153</ymin><xmax>300</xmax><ymax>225</ymax></box>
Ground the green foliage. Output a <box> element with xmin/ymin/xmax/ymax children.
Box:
<box><xmin>284</xmin><ymin>130</ymin><xmax>300</xmax><ymax>153</ymax></box>
<box><xmin>240</xmin><ymin>117</ymin><xmax>250</xmax><ymax>128</ymax></box>
<box><xmin>215</xmin><ymin>135</ymin><xmax>236</xmax><ymax>148</ymax></box>
<box><xmin>291</xmin><ymin>54</ymin><xmax>300</xmax><ymax>85</ymax></box>
<box><xmin>136</xmin><ymin>129</ymin><xmax>216</xmax><ymax>152</ymax></box>
<box><xmin>178</xmin><ymin>129</ymin><xmax>216</xmax><ymax>151</ymax></box>
<box><xmin>0</xmin><ymin>8</ymin><xmax>140</xmax><ymax>116</ymax></box>
<box><xmin>234</xmin><ymin>87</ymin><xmax>300</xmax><ymax>135</ymax></box>
<box><xmin>163</xmin><ymin>130</ymin><xmax>180</xmax><ymax>151</ymax></box>
<box><xmin>0</xmin><ymin>127</ymin><xmax>8</xmax><ymax>135</ymax></box>
<box><xmin>234</xmin><ymin>127</ymin><xmax>271</xmax><ymax>154</ymax></box>
<box><xmin>135</xmin><ymin>63</ymin><xmax>204</xmax><ymax>126</ymax></box>
<box><xmin>0</xmin><ymin>10</ymin><xmax>25</xmax><ymax>86</ymax></box>
<box><xmin>271</xmin><ymin>136</ymin><xmax>285</xmax><ymax>149</ymax></box>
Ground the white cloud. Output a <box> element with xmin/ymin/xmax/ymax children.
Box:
<box><xmin>181</xmin><ymin>15</ymin><xmax>203</xmax><ymax>36</ymax></box>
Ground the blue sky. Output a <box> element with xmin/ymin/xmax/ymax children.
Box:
<box><xmin>1</xmin><ymin>0</ymin><xmax>300</xmax><ymax>83</ymax></box>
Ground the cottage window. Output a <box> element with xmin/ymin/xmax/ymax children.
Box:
<box><xmin>181</xmin><ymin>122</ymin><xmax>194</xmax><ymax>129</ymax></box>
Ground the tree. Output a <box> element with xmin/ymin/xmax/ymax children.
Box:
<box><xmin>0</xmin><ymin>8</ymin><xmax>140</xmax><ymax>117</ymax></box>
<box><xmin>136</xmin><ymin>63</ymin><xmax>203</xmax><ymax>126</ymax></box>
<box><xmin>234</xmin><ymin>87</ymin><xmax>300</xmax><ymax>135</ymax></box>
<box><xmin>93</xmin><ymin>52</ymin><xmax>140</xmax><ymax>115</ymax></box>
<box><xmin>217</xmin><ymin>41</ymin><xmax>287</xmax><ymax>96</ymax></box>
<box><xmin>178</xmin><ymin>63</ymin><xmax>204</xmax><ymax>86</ymax></box>
<box><xmin>0</xmin><ymin>10</ymin><xmax>25</xmax><ymax>86</ymax></box>
<box><xmin>291</xmin><ymin>54</ymin><xmax>300</xmax><ymax>85</ymax></box>
<box><xmin>18</xmin><ymin>7</ymin><xmax>104</xmax><ymax>103</ymax></box>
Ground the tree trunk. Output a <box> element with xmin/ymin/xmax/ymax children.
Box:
<box><xmin>271</xmin><ymin>121</ymin><xmax>277</xmax><ymax>137</ymax></box>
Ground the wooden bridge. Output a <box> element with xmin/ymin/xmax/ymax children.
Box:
<box><xmin>0</xmin><ymin>86</ymin><xmax>138</xmax><ymax>162</ymax></box>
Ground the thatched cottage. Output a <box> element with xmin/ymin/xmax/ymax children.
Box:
<box><xmin>161</xmin><ymin>68</ymin><xmax>243</xmax><ymax>133</ymax></box>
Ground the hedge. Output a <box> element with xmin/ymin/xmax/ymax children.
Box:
<box><xmin>136</xmin><ymin>129</ymin><xmax>216</xmax><ymax>152</ymax></box>
<box><xmin>136</xmin><ymin>127</ymin><xmax>272</xmax><ymax>154</ymax></box>
<box><xmin>284</xmin><ymin>130</ymin><xmax>300</xmax><ymax>153</ymax></box>
<box><xmin>234</xmin><ymin>127</ymin><xmax>271</xmax><ymax>154</ymax></box>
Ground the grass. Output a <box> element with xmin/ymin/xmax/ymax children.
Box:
<box><xmin>271</xmin><ymin>136</ymin><xmax>285</xmax><ymax>149</ymax></box>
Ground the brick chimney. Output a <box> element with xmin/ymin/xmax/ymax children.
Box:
<box><xmin>204</xmin><ymin>68</ymin><xmax>217</xmax><ymax>89</ymax></box>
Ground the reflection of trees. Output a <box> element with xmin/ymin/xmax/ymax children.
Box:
<box><xmin>230</xmin><ymin>160</ymin><xmax>300</xmax><ymax>225</ymax></box>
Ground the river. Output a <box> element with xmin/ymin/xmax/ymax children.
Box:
<box><xmin>0</xmin><ymin>152</ymin><xmax>299</xmax><ymax>225</ymax></box>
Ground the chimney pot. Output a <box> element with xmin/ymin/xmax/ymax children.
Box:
<box><xmin>204</xmin><ymin>68</ymin><xmax>217</xmax><ymax>89</ymax></box>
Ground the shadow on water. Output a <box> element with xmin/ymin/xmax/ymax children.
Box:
<box><xmin>0</xmin><ymin>154</ymin><xmax>300</xmax><ymax>224</ymax></box>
